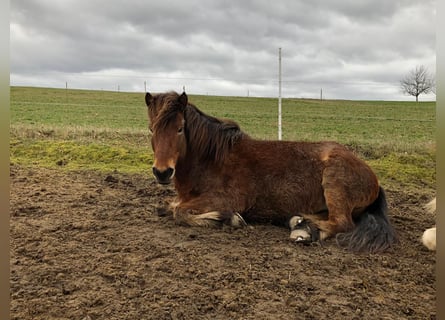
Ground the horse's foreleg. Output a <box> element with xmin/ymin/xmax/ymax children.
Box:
<box><xmin>174</xmin><ymin>200</ymin><xmax>246</xmax><ymax>228</ymax></box>
<box><xmin>176</xmin><ymin>210</ymin><xmax>246</xmax><ymax>228</ymax></box>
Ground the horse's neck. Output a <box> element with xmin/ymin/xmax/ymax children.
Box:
<box><xmin>174</xmin><ymin>156</ymin><xmax>202</xmax><ymax>196</ymax></box>
<box><xmin>175</xmin><ymin>158</ymin><xmax>193</xmax><ymax>182</ymax></box>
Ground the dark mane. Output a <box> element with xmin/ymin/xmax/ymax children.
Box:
<box><xmin>185</xmin><ymin>104</ymin><xmax>246</xmax><ymax>164</ymax></box>
<box><xmin>150</xmin><ymin>91</ymin><xmax>246</xmax><ymax>164</ymax></box>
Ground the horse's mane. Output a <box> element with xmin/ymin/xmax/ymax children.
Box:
<box><xmin>184</xmin><ymin>104</ymin><xmax>246</xmax><ymax>164</ymax></box>
<box><xmin>185</xmin><ymin>104</ymin><xmax>247</xmax><ymax>163</ymax></box>
<box><xmin>150</xmin><ymin>91</ymin><xmax>246</xmax><ymax>164</ymax></box>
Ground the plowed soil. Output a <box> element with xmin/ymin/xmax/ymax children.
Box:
<box><xmin>10</xmin><ymin>165</ymin><xmax>436</xmax><ymax>319</ymax></box>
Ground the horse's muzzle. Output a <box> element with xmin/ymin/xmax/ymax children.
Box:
<box><xmin>152</xmin><ymin>167</ymin><xmax>175</xmax><ymax>185</ymax></box>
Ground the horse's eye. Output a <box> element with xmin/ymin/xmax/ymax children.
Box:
<box><xmin>178</xmin><ymin>127</ymin><xmax>184</xmax><ymax>134</ymax></box>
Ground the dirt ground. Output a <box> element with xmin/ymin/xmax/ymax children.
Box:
<box><xmin>10</xmin><ymin>164</ymin><xmax>436</xmax><ymax>320</ymax></box>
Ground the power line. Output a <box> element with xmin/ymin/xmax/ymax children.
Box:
<box><xmin>28</xmin><ymin>71</ymin><xmax>403</xmax><ymax>87</ymax></box>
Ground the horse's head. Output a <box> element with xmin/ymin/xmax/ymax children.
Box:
<box><xmin>145</xmin><ymin>91</ymin><xmax>188</xmax><ymax>185</ymax></box>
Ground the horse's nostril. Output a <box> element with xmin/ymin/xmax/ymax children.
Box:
<box><xmin>152</xmin><ymin>167</ymin><xmax>175</xmax><ymax>183</ymax></box>
<box><xmin>165</xmin><ymin>167</ymin><xmax>174</xmax><ymax>178</ymax></box>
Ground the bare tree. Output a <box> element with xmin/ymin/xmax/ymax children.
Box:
<box><xmin>400</xmin><ymin>65</ymin><xmax>435</xmax><ymax>102</ymax></box>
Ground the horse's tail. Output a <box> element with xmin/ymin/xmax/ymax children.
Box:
<box><xmin>336</xmin><ymin>187</ymin><xmax>398</xmax><ymax>253</ymax></box>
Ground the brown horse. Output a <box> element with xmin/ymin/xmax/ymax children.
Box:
<box><xmin>145</xmin><ymin>91</ymin><xmax>398</xmax><ymax>253</ymax></box>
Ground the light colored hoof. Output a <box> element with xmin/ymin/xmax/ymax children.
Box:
<box><xmin>290</xmin><ymin>229</ymin><xmax>311</xmax><ymax>242</ymax></box>
<box><xmin>289</xmin><ymin>215</ymin><xmax>316</xmax><ymax>243</ymax></box>
<box><xmin>231</xmin><ymin>212</ymin><xmax>247</xmax><ymax>228</ymax></box>
<box><xmin>289</xmin><ymin>215</ymin><xmax>304</xmax><ymax>229</ymax></box>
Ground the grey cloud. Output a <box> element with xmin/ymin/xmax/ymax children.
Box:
<box><xmin>10</xmin><ymin>0</ymin><xmax>436</xmax><ymax>100</ymax></box>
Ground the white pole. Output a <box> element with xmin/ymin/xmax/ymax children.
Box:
<box><xmin>278</xmin><ymin>47</ymin><xmax>282</xmax><ymax>140</ymax></box>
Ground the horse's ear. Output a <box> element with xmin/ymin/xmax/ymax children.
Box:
<box><xmin>178</xmin><ymin>92</ymin><xmax>188</xmax><ymax>111</ymax></box>
<box><xmin>145</xmin><ymin>92</ymin><xmax>153</xmax><ymax>107</ymax></box>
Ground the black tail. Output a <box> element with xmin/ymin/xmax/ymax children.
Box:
<box><xmin>336</xmin><ymin>187</ymin><xmax>398</xmax><ymax>253</ymax></box>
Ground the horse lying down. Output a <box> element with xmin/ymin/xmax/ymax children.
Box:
<box><xmin>421</xmin><ymin>198</ymin><xmax>436</xmax><ymax>251</ymax></box>
<box><xmin>145</xmin><ymin>91</ymin><xmax>398</xmax><ymax>253</ymax></box>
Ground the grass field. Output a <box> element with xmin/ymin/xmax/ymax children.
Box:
<box><xmin>10</xmin><ymin>86</ymin><xmax>436</xmax><ymax>195</ymax></box>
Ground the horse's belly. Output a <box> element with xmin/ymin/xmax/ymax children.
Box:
<box><xmin>253</xmin><ymin>179</ymin><xmax>326</xmax><ymax>216</ymax></box>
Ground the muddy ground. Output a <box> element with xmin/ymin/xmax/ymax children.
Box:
<box><xmin>10</xmin><ymin>165</ymin><xmax>435</xmax><ymax>319</ymax></box>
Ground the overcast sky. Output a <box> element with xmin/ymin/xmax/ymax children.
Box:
<box><xmin>10</xmin><ymin>0</ymin><xmax>436</xmax><ymax>100</ymax></box>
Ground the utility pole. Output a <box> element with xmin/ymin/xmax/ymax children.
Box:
<box><xmin>320</xmin><ymin>88</ymin><xmax>323</xmax><ymax>101</ymax></box>
<box><xmin>278</xmin><ymin>47</ymin><xmax>282</xmax><ymax>140</ymax></box>
<box><xmin>144</xmin><ymin>81</ymin><xmax>147</xmax><ymax>93</ymax></box>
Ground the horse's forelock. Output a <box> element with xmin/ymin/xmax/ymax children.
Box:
<box><xmin>150</xmin><ymin>92</ymin><xmax>245</xmax><ymax>163</ymax></box>
<box><xmin>151</xmin><ymin>92</ymin><xmax>185</xmax><ymax>131</ymax></box>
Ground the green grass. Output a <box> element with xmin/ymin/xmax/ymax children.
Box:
<box><xmin>10</xmin><ymin>86</ymin><xmax>436</xmax><ymax>195</ymax></box>
<box><xmin>11</xmin><ymin>87</ymin><xmax>147</xmax><ymax>130</ymax></box>
<box><xmin>10</xmin><ymin>138</ymin><xmax>151</xmax><ymax>173</ymax></box>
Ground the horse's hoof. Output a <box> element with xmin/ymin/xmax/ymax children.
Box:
<box><xmin>289</xmin><ymin>215</ymin><xmax>305</xmax><ymax>229</ymax></box>
<box><xmin>231</xmin><ymin>212</ymin><xmax>247</xmax><ymax>228</ymax></box>
<box><xmin>289</xmin><ymin>215</ymin><xmax>319</xmax><ymax>243</ymax></box>
<box><xmin>290</xmin><ymin>229</ymin><xmax>312</xmax><ymax>243</ymax></box>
